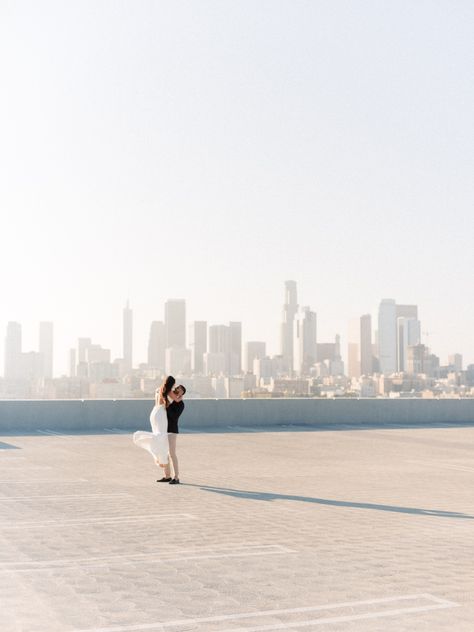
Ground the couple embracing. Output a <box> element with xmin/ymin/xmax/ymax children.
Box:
<box><xmin>133</xmin><ymin>375</ymin><xmax>186</xmax><ymax>485</ymax></box>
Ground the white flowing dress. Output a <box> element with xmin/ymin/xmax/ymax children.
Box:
<box><xmin>133</xmin><ymin>403</ymin><xmax>169</xmax><ymax>465</ymax></box>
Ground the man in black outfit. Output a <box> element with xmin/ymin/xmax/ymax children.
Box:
<box><xmin>157</xmin><ymin>385</ymin><xmax>186</xmax><ymax>485</ymax></box>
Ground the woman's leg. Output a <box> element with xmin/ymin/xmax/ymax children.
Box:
<box><xmin>168</xmin><ymin>434</ymin><xmax>179</xmax><ymax>479</ymax></box>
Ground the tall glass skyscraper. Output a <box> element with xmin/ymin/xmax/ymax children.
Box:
<box><xmin>165</xmin><ymin>299</ymin><xmax>186</xmax><ymax>349</ymax></box>
<box><xmin>280</xmin><ymin>280</ymin><xmax>298</xmax><ymax>373</ymax></box>
<box><xmin>39</xmin><ymin>321</ymin><xmax>53</xmax><ymax>379</ymax></box>
<box><xmin>378</xmin><ymin>299</ymin><xmax>397</xmax><ymax>375</ymax></box>
<box><xmin>123</xmin><ymin>300</ymin><xmax>133</xmax><ymax>373</ymax></box>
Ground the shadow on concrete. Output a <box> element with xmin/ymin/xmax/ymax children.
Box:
<box><xmin>0</xmin><ymin>442</ymin><xmax>21</xmax><ymax>449</ymax></box>
<box><xmin>186</xmin><ymin>484</ymin><xmax>474</xmax><ymax>520</ymax></box>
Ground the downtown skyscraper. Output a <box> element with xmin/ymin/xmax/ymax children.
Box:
<box><xmin>294</xmin><ymin>306</ymin><xmax>317</xmax><ymax>376</ymax></box>
<box><xmin>123</xmin><ymin>301</ymin><xmax>133</xmax><ymax>373</ymax></box>
<box><xmin>4</xmin><ymin>322</ymin><xmax>22</xmax><ymax>380</ymax></box>
<box><xmin>378</xmin><ymin>299</ymin><xmax>397</xmax><ymax>375</ymax></box>
<box><xmin>280</xmin><ymin>280</ymin><xmax>298</xmax><ymax>373</ymax></box>
<box><xmin>39</xmin><ymin>322</ymin><xmax>53</xmax><ymax>379</ymax></box>
<box><xmin>165</xmin><ymin>299</ymin><xmax>186</xmax><ymax>349</ymax></box>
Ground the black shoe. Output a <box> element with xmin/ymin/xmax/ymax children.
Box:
<box><xmin>156</xmin><ymin>477</ymin><xmax>172</xmax><ymax>483</ymax></box>
<box><xmin>169</xmin><ymin>478</ymin><xmax>180</xmax><ymax>485</ymax></box>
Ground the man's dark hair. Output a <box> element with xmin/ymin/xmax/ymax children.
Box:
<box><xmin>178</xmin><ymin>384</ymin><xmax>186</xmax><ymax>395</ymax></box>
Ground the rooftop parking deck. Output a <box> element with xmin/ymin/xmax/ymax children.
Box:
<box><xmin>1</xmin><ymin>424</ymin><xmax>474</xmax><ymax>631</ymax></box>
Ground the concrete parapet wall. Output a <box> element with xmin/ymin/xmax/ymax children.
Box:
<box><xmin>1</xmin><ymin>398</ymin><xmax>474</xmax><ymax>433</ymax></box>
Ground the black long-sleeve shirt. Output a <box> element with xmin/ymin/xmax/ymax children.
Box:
<box><xmin>167</xmin><ymin>401</ymin><xmax>184</xmax><ymax>433</ymax></box>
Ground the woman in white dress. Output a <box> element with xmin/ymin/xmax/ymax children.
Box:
<box><xmin>133</xmin><ymin>375</ymin><xmax>175</xmax><ymax>469</ymax></box>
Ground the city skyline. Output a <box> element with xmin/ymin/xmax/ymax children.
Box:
<box><xmin>1</xmin><ymin>2</ymin><xmax>473</xmax><ymax>375</ymax></box>
<box><xmin>1</xmin><ymin>283</ymin><xmax>471</xmax><ymax>379</ymax></box>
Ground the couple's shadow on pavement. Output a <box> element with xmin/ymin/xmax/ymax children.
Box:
<box><xmin>183</xmin><ymin>484</ymin><xmax>474</xmax><ymax>520</ymax></box>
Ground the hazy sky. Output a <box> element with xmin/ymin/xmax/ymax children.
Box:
<box><xmin>1</xmin><ymin>0</ymin><xmax>473</xmax><ymax>375</ymax></box>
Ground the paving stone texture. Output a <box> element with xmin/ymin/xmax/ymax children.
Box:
<box><xmin>1</xmin><ymin>424</ymin><xmax>473</xmax><ymax>631</ymax></box>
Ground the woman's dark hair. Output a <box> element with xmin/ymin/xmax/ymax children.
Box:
<box><xmin>159</xmin><ymin>375</ymin><xmax>175</xmax><ymax>406</ymax></box>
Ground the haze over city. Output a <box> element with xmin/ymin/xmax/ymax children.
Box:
<box><xmin>2</xmin><ymin>5</ymin><xmax>474</xmax><ymax>632</ymax></box>
<box><xmin>1</xmin><ymin>1</ymin><xmax>473</xmax><ymax>375</ymax></box>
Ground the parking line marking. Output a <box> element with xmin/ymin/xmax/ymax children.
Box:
<box><xmin>408</xmin><ymin>460</ymin><xmax>474</xmax><ymax>473</ymax></box>
<box><xmin>0</xmin><ymin>513</ymin><xmax>198</xmax><ymax>529</ymax></box>
<box><xmin>70</xmin><ymin>593</ymin><xmax>459</xmax><ymax>631</ymax></box>
<box><xmin>0</xmin><ymin>493</ymin><xmax>130</xmax><ymax>502</ymax></box>
<box><xmin>0</xmin><ymin>544</ymin><xmax>295</xmax><ymax>573</ymax></box>
<box><xmin>0</xmin><ymin>479</ymin><xmax>88</xmax><ymax>483</ymax></box>
<box><xmin>0</xmin><ymin>465</ymin><xmax>52</xmax><ymax>470</ymax></box>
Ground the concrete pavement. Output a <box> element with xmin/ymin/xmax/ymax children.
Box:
<box><xmin>1</xmin><ymin>424</ymin><xmax>473</xmax><ymax>631</ymax></box>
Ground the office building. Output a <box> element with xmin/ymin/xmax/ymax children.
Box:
<box><xmin>280</xmin><ymin>280</ymin><xmax>298</xmax><ymax>373</ymax></box>
<box><xmin>77</xmin><ymin>338</ymin><xmax>92</xmax><ymax>363</ymax></box>
<box><xmin>253</xmin><ymin>356</ymin><xmax>275</xmax><ymax>382</ymax></box>
<box><xmin>165</xmin><ymin>299</ymin><xmax>186</xmax><ymax>349</ymax></box>
<box><xmin>229</xmin><ymin>321</ymin><xmax>242</xmax><ymax>375</ymax></box>
<box><xmin>448</xmin><ymin>354</ymin><xmax>463</xmax><ymax>372</ymax></box>
<box><xmin>69</xmin><ymin>349</ymin><xmax>76</xmax><ymax>378</ymax></box>
<box><xmin>347</xmin><ymin>319</ymin><xmax>360</xmax><ymax>379</ymax></box>
<box><xmin>317</xmin><ymin>335</ymin><xmax>340</xmax><ymax>363</ymax></box>
<box><xmin>165</xmin><ymin>347</ymin><xmax>191</xmax><ymax>376</ymax></box>
<box><xmin>397</xmin><ymin>317</ymin><xmax>421</xmax><ymax>372</ymax></box>
<box><xmin>86</xmin><ymin>345</ymin><xmax>111</xmax><ymax>364</ymax></box>
<box><xmin>148</xmin><ymin>321</ymin><xmax>166</xmax><ymax>370</ymax></box>
<box><xmin>39</xmin><ymin>322</ymin><xmax>53</xmax><ymax>379</ymax></box>
<box><xmin>294</xmin><ymin>306</ymin><xmax>317</xmax><ymax>376</ymax></box>
<box><xmin>209</xmin><ymin>324</ymin><xmax>230</xmax><ymax>374</ymax></box>
<box><xmin>378</xmin><ymin>299</ymin><xmax>397</xmax><ymax>375</ymax></box>
<box><xmin>123</xmin><ymin>300</ymin><xmax>133</xmax><ymax>373</ymax></box>
<box><xmin>4</xmin><ymin>322</ymin><xmax>22</xmax><ymax>379</ymax></box>
<box><xmin>203</xmin><ymin>352</ymin><xmax>227</xmax><ymax>376</ymax></box>
<box><xmin>407</xmin><ymin>344</ymin><xmax>426</xmax><ymax>375</ymax></box>
<box><xmin>396</xmin><ymin>305</ymin><xmax>418</xmax><ymax>319</ymax></box>
<box><xmin>189</xmin><ymin>321</ymin><xmax>207</xmax><ymax>374</ymax></box>
<box><xmin>245</xmin><ymin>341</ymin><xmax>266</xmax><ymax>373</ymax></box>
<box><xmin>360</xmin><ymin>314</ymin><xmax>373</xmax><ymax>375</ymax></box>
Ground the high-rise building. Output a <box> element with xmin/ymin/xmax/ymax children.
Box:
<box><xmin>203</xmin><ymin>352</ymin><xmax>227</xmax><ymax>376</ymax></box>
<box><xmin>360</xmin><ymin>314</ymin><xmax>373</xmax><ymax>375</ymax></box>
<box><xmin>378</xmin><ymin>299</ymin><xmax>397</xmax><ymax>375</ymax></box>
<box><xmin>4</xmin><ymin>322</ymin><xmax>22</xmax><ymax>379</ymax></box>
<box><xmin>207</xmin><ymin>322</ymin><xmax>242</xmax><ymax>375</ymax></box>
<box><xmin>209</xmin><ymin>325</ymin><xmax>230</xmax><ymax>355</ymax></box>
<box><xmin>165</xmin><ymin>347</ymin><xmax>191</xmax><ymax>376</ymax></box>
<box><xmin>347</xmin><ymin>319</ymin><xmax>360</xmax><ymax>379</ymax></box>
<box><xmin>123</xmin><ymin>300</ymin><xmax>133</xmax><ymax>373</ymax></box>
<box><xmin>69</xmin><ymin>349</ymin><xmax>76</xmax><ymax>378</ymax></box>
<box><xmin>448</xmin><ymin>354</ymin><xmax>463</xmax><ymax>372</ymax></box>
<box><xmin>253</xmin><ymin>356</ymin><xmax>274</xmax><ymax>382</ymax></box>
<box><xmin>397</xmin><ymin>317</ymin><xmax>421</xmax><ymax>372</ymax></box>
<box><xmin>86</xmin><ymin>345</ymin><xmax>111</xmax><ymax>364</ymax></box>
<box><xmin>280</xmin><ymin>280</ymin><xmax>298</xmax><ymax>373</ymax></box>
<box><xmin>229</xmin><ymin>321</ymin><xmax>242</xmax><ymax>375</ymax></box>
<box><xmin>396</xmin><ymin>305</ymin><xmax>418</xmax><ymax>319</ymax></box>
<box><xmin>189</xmin><ymin>321</ymin><xmax>207</xmax><ymax>374</ymax></box>
<box><xmin>294</xmin><ymin>306</ymin><xmax>317</xmax><ymax>376</ymax></box>
<box><xmin>209</xmin><ymin>324</ymin><xmax>230</xmax><ymax>374</ymax></box>
<box><xmin>245</xmin><ymin>341</ymin><xmax>266</xmax><ymax>373</ymax></box>
<box><xmin>19</xmin><ymin>351</ymin><xmax>44</xmax><ymax>381</ymax></box>
<box><xmin>148</xmin><ymin>321</ymin><xmax>166</xmax><ymax>370</ymax></box>
<box><xmin>165</xmin><ymin>299</ymin><xmax>186</xmax><ymax>349</ymax></box>
<box><xmin>39</xmin><ymin>321</ymin><xmax>53</xmax><ymax>379</ymax></box>
<box><xmin>407</xmin><ymin>344</ymin><xmax>426</xmax><ymax>375</ymax></box>
<box><xmin>77</xmin><ymin>338</ymin><xmax>92</xmax><ymax>363</ymax></box>
<box><xmin>317</xmin><ymin>338</ymin><xmax>339</xmax><ymax>363</ymax></box>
